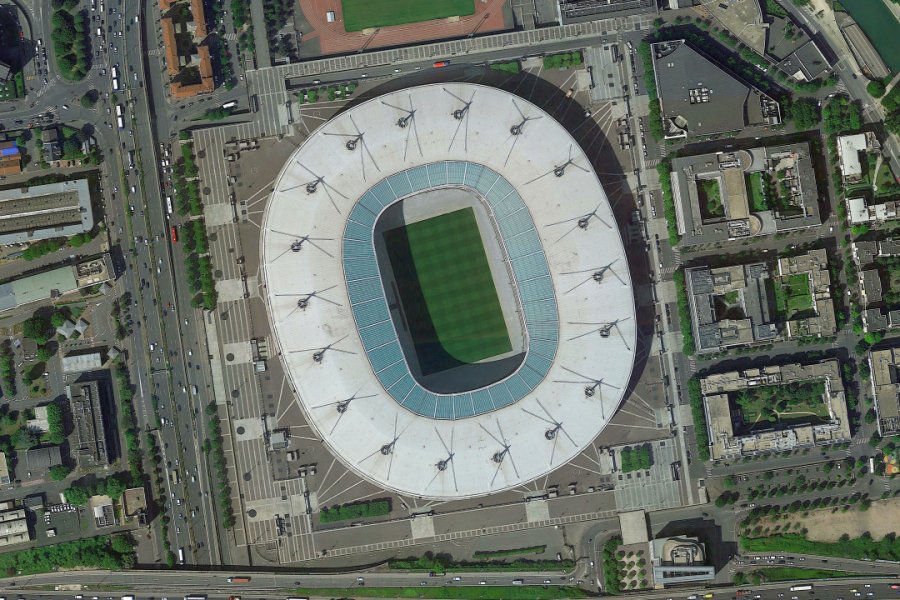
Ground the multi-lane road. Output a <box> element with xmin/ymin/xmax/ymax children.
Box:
<box><xmin>4</xmin><ymin>570</ymin><xmax>900</xmax><ymax>600</ymax></box>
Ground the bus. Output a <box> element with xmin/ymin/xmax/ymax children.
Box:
<box><xmin>177</xmin><ymin>547</ymin><xmax>185</xmax><ymax>564</ymax></box>
<box><xmin>789</xmin><ymin>585</ymin><xmax>812</xmax><ymax>592</ymax></box>
<box><xmin>170</xmin><ymin>226</ymin><xmax>178</xmax><ymax>243</ymax></box>
<box><xmin>116</xmin><ymin>115</ymin><xmax>125</xmax><ymax>130</ymax></box>
<box><xmin>166</xmin><ymin>196</ymin><xmax>173</xmax><ymax>215</ymax></box>
<box><xmin>221</xmin><ymin>101</ymin><xmax>237</xmax><ymax>110</ymax></box>
<box><xmin>183</xmin><ymin>596</ymin><xmax>206</xmax><ymax>600</ymax></box>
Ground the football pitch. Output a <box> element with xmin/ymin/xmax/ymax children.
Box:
<box><xmin>340</xmin><ymin>0</ymin><xmax>475</xmax><ymax>32</ymax></box>
<box><xmin>384</xmin><ymin>208</ymin><xmax>511</xmax><ymax>375</ymax></box>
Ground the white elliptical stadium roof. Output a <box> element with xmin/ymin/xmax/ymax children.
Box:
<box><xmin>261</xmin><ymin>83</ymin><xmax>636</xmax><ymax>499</ymax></box>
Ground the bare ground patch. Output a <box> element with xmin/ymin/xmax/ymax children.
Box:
<box><xmin>759</xmin><ymin>498</ymin><xmax>900</xmax><ymax>542</ymax></box>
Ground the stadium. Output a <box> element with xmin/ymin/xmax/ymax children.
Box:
<box><xmin>260</xmin><ymin>83</ymin><xmax>637</xmax><ymax>499</ymax></box>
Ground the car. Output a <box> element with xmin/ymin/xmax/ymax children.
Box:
<box><xmin>543</xmin><ymin>579</ymin><xmax>551</xmax><ymax>584</ymax></box>
<box><xmin>356</xmin><ymin>577</ymin><xmax>364</xmax><ymax>582</ymax></box>
<box><xmin>419</xmin><ymin>582</ymin><xmax>426</xmax><ymax>587</ymax></box>
<box><xmin>864</xmin><ymin>585</ymin><xmax>871</xmax><ymax>588</ymax></box>
<box><xmin>452</xmin><ymin>577</ymin><xmax>461</xmax><ymax>582</ymax></box>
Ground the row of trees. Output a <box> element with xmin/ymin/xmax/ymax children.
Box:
<box><xmin>184</xmin><ymin>253</ymin><xmax>217</xmax><ymax>310</ymax></box>
<box><xmin>63</xmin><ymin>473</ymin><xmax>132</xmax><ymax>505</ymax></box>
<box><xmin>601</xmin><ymin>537</ymin><xmax>623</xmax><ymax>594</ymax></box>
<box><xmin>21</xmin><ymin>230</ymin><xmax>95</xmax><ymax>261</ymax></box>
<box><xmin>882</xmin><ymin>83</ymin><xmax>900</xmax><ymax>138</ymax></box>
<box><xmin>114</xmin><ymin>361</ymin><xmax>144</xmax><ymax>486</ymax></box>
<box><xmin>638</xmin><ymin>42</ymin><xmax>665</xmax><ymax>142</ymax></box>
<box><xmin>173</xmin><ymin>142</ymin><xmax>202</xmax><ymax>216</ymax></box>
<box><xmin>203</xmin><ymin>403</ymin><xmax>236</xmax><ymax>529</ymax></box>
<box><xmin>672</xmin><ymin>269</ymin><xmax>696</xmax><ymax>355</ymax></box>
<box><xmin>0</xmin><ymin>341</ymin><xmax>14</xmax><ymax>398</ymax></box>
<box><xmin>0</xmin><ymin>534</ymin><xmax>135</xmax><ymax>575</ymax></box>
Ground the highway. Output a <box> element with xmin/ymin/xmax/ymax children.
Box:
<box><xmin>4</xmin><ymin>570</ymin><xmax>900</xmax><ymax>600</ymax></box>
<box><xmin>120</xmin><ymin>0</ymin><xmax>223</xmax><ymax>566</ymax></box>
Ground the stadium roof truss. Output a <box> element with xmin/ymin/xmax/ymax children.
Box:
<box><xmin>261</xmin><ymin>83</ymin><xmax>637</xmax><ymax>499</ymax></box>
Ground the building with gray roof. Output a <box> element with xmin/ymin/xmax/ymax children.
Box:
<box><xmin>21</xmin><ymin>446</ymin><xmax>62</xmax><ymax>478</ymax></box>
<box><xmin>869</xmin><ymin>347</ymin><xmax>900</xmax><ymax>436</ymax></box>
<box><xmin>67</xmin><ymin>380</ymin><xmax>110</xmax><ymax>469</ymax></box>
<box><xmin>650</xmin><ymin>39</ymin><xmax>781</xmax><ymax>139</ymax></box>
<box><xmin>0</xmin><ymin>179</ymin><xmax>93</xmax><ymax>245</ymax></box>
<box><xmin>0</xmin><ymin>254</ymin><xmax>113</xmax><ymax>315</ymax></box>
<box><xmin>670</xmin><ymin>142</ymin><xmax>821</xmax><ymax>246</ymax></box>
<box><xmin>651</xmin><ymin>536</ymin><xmax>716</xmax><ymax>585</ymax></box>
<box><xmin>558</xmin><ymin>0</ymin><xmax>656</xmax><ymax>23</ymax></box>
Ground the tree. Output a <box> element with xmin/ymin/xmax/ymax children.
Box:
<box><xmin>50</xmin><ymin>311</ymin><xmax>67</xmax><ymax>328</ymax></box>
<box><xmin>23</xmin><ymin>315</ymin><xmax>52</xmax><ymax>344</ymax></box>
<box><xmin>49</xmin><ymin>465</ymin><xmax>72</xmax><ymax>481</ymax></box>
<box><xmin>63</xmin><ymin>485</ymin><xmax>90</xmax><ymax>506</ymax></box>
<box><xmin>787</xmin><ymin>97</ymin><xmax>820</xmax><ymax>130</ymax></box>
<box><xmin>868</xmin><ymin>80</ymin><xmax>886</xmax><ymax>98</ymax></box>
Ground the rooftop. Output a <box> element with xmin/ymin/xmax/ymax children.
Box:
<box><xmin>650</xmin><ymin>39</ymin><xmax>781</xmax><ymax>139</ymax></box>
<box><xmin>670</xmin><ymin>142</ymin><xmax>821</xmax><ymax>246</ymax></box>
<box><xmin>686</xmin><ymin>249</ymin><xmax>835</xmax><ymax>353</ymax></box>
<box><xmin>870</xmin><ymin>347</ymin><xmax>900</xmax><ymax>436</ymax></box>
<box><xmin>702</xmin><ymin>360</ymin><xmax>850</xmax><ymax>460</ymax></box>
<box><xmin>0</xmin><ymin>179</ymin><xmax>91</xmax><ymax>244</ymax></box>
<box><xmin>0</xmin><ymin>254</ymin><xmax>112</xmax><ymax>314</ymax></box>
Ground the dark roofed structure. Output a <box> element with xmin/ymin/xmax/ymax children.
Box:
<box><xmin>22</xmin><ymin>446</ymin><xmax>62</xmax><ymax>473</ymax></box>
<box><xmin>650</xmin><ymin>39</ymin><xmax>781</xmax><ymax>139</ymax></box>
<box><xmin>67</xmin><ymin>380</ymin><xmax>110</xmax><ymax>469</ymax></box>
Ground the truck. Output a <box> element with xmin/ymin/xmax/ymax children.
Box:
<box><xmin>221</xmin><ymin>101</ymin><xmax>237</xmax><ymax>110</ymax></box>
<box><xmin>178</xmin><ymin>547</ymin><xmax>185</xmax><ymax>564</ymax></box>
<box><xmin>170</xmin><ymin>469</ymin><xmax>180</xmax><ymax>485</ymax></box>
<box><xmin>227</xmin><ymin>577</ymin><xmax>250</xmax><ymax>584</ymax></box>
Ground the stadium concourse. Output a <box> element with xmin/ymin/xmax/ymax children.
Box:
<box><xmin>260</xmin><ymin>83</ymin><xmax>636</xmax><ymax>500</ymax></box>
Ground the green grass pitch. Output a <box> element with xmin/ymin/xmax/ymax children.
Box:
<box><xmin>384</xmin><ymin>208</ymin><xmax>511</xmax><ymax>374</ymax></box>
<box><xmin>340</xmin><ymin>0</ymin><xmax>475</xmax><ymax>32</ymax></box>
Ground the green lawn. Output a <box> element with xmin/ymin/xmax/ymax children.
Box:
<box><xmin>773</xmin><ymin>273</ymin><xmax>813</xmax><ymax>320</ymax></box>
<box><xmin>746</xmin><ymin>172</ymin><xmax>768</xmax><ymax>212</ymax></box>
<box><xmin>753</xmin><ymin>566</ymin><xmax>865</xmax><ymax>582</ymax></box>
<box><xmin>384</xmin><ymin>208</ymin><xmax>510</xmax><ymax>374</ymax></box>
<box><xmin>340</xmin><ymin>0</ymin><xmax>475</xmax><ymax>32</ymax></box>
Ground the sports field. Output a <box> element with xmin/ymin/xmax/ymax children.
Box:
<box><xmin>384</xmin><ymin>208</ymin><xmax>510</xmax><ymax>375</ymax></box>
<box><xmin>340</xmin><ymin>0</ymin><xmax>475</xmax><ymax>32</ymax></box>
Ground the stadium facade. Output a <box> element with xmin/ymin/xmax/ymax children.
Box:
<box><xmin>261</xmin><ymin>83</ymin><xmax>636</xmax><ymax>499</ymax></box>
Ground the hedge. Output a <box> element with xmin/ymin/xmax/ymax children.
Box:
<box><xmin>543</xmin><ymin>51</ymin><xmax>582</xmax><ymax>70</ymax></box>
<box><xmin>688</xmin><ymin>377</ymin><xmax>710</xmax><ymax>461</ymax></box>
<box><xmin>320</xmin><ymin>498</ymin><xmax>391</xmax><ymax>523</ymax></box>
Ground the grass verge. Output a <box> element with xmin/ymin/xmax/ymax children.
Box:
<box><xmin>292</xmin><ymin>587</ymin><xmax>587</xmax><ymax>599</ymax></box>
<box><xmin>752</xmin><ymin>567</ymin><xmax>866</xmax><ymax>582</ymax></box>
